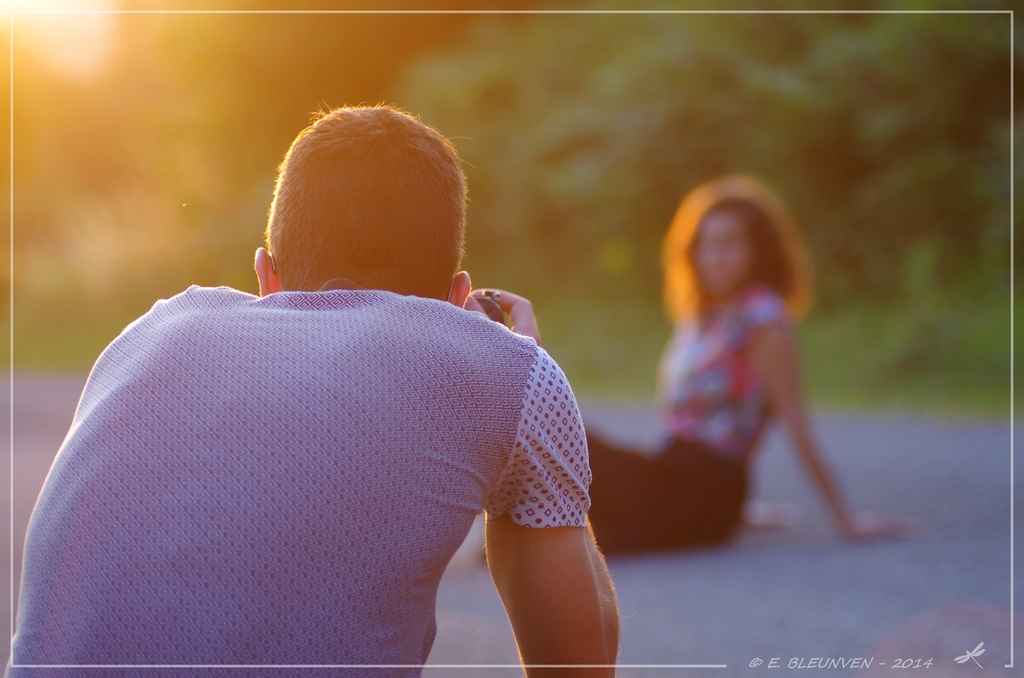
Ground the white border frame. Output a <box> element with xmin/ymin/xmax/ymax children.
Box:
<box><xmin>4</xmin><ymin>6</ymin><xmax>1015</xmax><ymax>675</ymax></box>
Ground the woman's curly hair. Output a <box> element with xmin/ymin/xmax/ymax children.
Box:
<box><xmin>662</xmin><ymin>175</ymin><xmax>814</xmax><ymax>321</ymax></box>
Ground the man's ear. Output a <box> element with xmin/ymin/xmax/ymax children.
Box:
<box><xmin>254</xmin><ymin>247</ymin><xmax>282</xmax><ymax>297</ymax></box>
<box><xmin>447</xmin><ymin>270</ymin><xmax>472</xmax><ymax>308</ymax></box>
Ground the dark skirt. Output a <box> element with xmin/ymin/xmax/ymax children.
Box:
<box><xmin>586</xmin><ymin>432</ymin><xmax>748</xmax><ymax>554</ymax></box>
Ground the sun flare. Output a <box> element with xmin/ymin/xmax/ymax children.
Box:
<box><xmin>7</xmin><ymin>0</ymin><xmax>118</xmax><ymax>83</ymax></box>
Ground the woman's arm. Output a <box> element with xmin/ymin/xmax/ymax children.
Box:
<box><xmin>750</xmin><ymin>320</ymin><xmax>919</xmax><ymax>540</ymax></box>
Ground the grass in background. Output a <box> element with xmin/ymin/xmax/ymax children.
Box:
<box><xmin>799</xmin><ymin>293</ymin><xmax>1012</xmax><ymax>419</ymax></box>
<box><xmin>536</xmin><ymin>295</ymin><xmax>671</xmax><ymax>402</ymax></box>
<box><xmin>9</xmin><ymin>296</ymin><xmax>159</xmax><ymax>373</ymax></box>
<box><xmin>537</xmin><ymin>291</ymin><xmax>1013</xmax><ymax>420</ymax></box>
<box><xmin>4</xmin><ymin>289</ymin><xmax>1015</xmax><ymax>421</ymax></box>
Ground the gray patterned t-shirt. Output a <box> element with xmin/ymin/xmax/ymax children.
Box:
<box><xmin>9</xmin><ymin>285</ymin><xmax>590</xmax><ymax>677</ymax></box>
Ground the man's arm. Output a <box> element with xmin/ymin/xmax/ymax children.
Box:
<box><xmin>485</xmin><ymin>513</ymin><xmax>619</xmax><ymax>677</ymax></box>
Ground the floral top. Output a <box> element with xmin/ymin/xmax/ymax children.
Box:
<box><xmin>656</xmin><ymin>284</ymin><xmax>790</xmax><ymax>464</ymax></box>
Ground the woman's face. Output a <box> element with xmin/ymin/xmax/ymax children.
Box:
<box><xmin>693</xmin><ymin>210</ymin><xmax>754</xmax><ymax>303</ymax></box>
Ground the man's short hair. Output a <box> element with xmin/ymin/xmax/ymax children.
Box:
<box><xmin>265</xmin><ymin>105</ymin><xmax>467</xmax><ymax>297</ymax></box>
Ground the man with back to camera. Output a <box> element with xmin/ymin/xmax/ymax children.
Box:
<box><xmin>7</xmin><ymin>105</ymin><xmax>619</xmax><ymax>677</ymax></box>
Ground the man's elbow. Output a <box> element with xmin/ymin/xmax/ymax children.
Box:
<box><xmin>601</xmin><ymin>598</ymin><xmax>620</xmax><ymax>666</ymax></box>
<box><xmin>587</xmin><ymin>526</ymin><xmax>620</xmax><ymax>666</ymax></box>
<box><xmin>596</xmin><ymin>569</ymin><xmax>620</xmax><ymax>666</ymax></box>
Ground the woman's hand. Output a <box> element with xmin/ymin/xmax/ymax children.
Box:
<box><xmin>469</xmin><ymin>289</ymin><xmax>542</xmax><ymax>346</ymax></box>
<box><xmin>751</xmin><ymin>321</ymin><xmax>922</xmax><ymax>543</ymax></box>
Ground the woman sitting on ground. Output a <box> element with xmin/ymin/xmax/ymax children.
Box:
<box><xmin>585</xmin><ymin>175</ymin><xmax>917</xmax><ymax>554</ymax></box>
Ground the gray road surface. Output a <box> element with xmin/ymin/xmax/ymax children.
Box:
<box><xmin>1</xmin><ymin>375</ymin><xmax>1020</xmax><ymax>676</ymax></box>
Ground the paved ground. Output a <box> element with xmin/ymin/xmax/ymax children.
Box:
<box><xmin>1</xmin><ymin>375</ymin><xmax>1021</xmax><ymax>676</ymax></box>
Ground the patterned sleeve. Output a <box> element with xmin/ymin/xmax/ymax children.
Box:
<box><xmin>483</xmin><ymin>347</ymin><xmax>591</xmax><ymax>528</ymax></box>
<box><xmin>744</xmin><ymin>286</ymin><xmax>789</xmax><ymax>328</ymax></box>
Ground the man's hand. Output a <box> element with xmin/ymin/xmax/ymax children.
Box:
<box><xmin>469</xmin><ymin>289</ymin><xmax>542</xmax><ymax>346</ymax></box>
<box><xmin>485</xmin><ymin>514</ymin><xmax>619</xmax><ymax>677</ymax></box>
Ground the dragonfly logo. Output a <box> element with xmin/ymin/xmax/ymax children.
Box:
<box><xmin>954</xmin><ymin>642</ymin><xmax>985</xmax><ymax>669</ymax></box>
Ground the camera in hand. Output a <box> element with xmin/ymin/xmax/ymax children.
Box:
<box><xmin>474</xmin><ymin>291</ymin><xmax>507</xmax><ymax>327</ymax></box>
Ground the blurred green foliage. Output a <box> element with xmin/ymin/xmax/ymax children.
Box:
<box><xmin>398</xmin><ymin>7</ymin><xmax>1014</xmax><ymax>306</ymax></box>
<box><xmin>3</xmin><ymin>1</ymin><xmax>1018</xmax><ymax>415</ymax></box>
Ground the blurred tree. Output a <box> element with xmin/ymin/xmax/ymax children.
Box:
<box><xmin>397</xmin><ymin>6</ymin><xmax>1016</xmax><ymax>310</ymax></box>
<box><xmin>6</xmin><ymin>0</ymin><xmax>1019</xmax><ymax>397</ymax></box>
<box><xmin>9</xmin><ymin>0</ymin><xmax>524</xmax><ymax>364</ymax></box>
